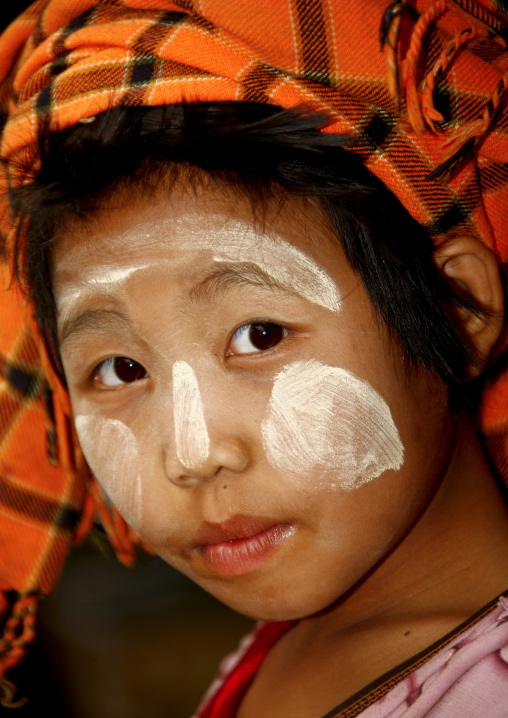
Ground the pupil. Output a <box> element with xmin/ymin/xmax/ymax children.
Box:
<box><xmin>249</xmin><ymin>323</ymin><xmax>283</xmax><ymax>351</ymax></box>
<box><xmin>114</xmin><ymin>358</ymin><xmax>146</xmax><ymax>382</ymax></box>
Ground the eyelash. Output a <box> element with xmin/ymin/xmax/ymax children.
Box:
<box><xmin>91</xmin><ymin>320</ymin><xmax>289</xmax><ymax>387</ymax></box>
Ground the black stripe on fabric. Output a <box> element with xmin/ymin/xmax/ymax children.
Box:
<box><xmin>194</xmin><ymin>15</ymin><xmax>216</xmax><ymax>33</ymax></box>
<box><xmin>368</xmin><ymin>132</ymin><xmax>454</xmax><ymax>220</ymax></box>
<box><xmin>36</xmin><ymin>84</ymin><xmax>52</xmax><ymax>115</ymax></box>
<box><xmin>50</xmin><ymin>57</ymin><xmax>68</xmax><ymax>78</ymax></box>
<box><xmin>430</xmin><ymin>201</ymin><xmax>469</xmax><ymax>236</ymax></box>
<box><xmin>0</xmin><ymin>476</ymin><xmax>54</xmax><ymax>525</ymax></box>
<box><xmin>160</xmin><ymin>0</ymin><xmax>216</xmax><ymax>32</ymax></box>
<box><xmin>65</xmin><ymin>7</ymin><xmax>97</xmax><ymax>35</ymax></box>
<box><xmin>42</xmin><ymin>383</ymin><xmax>58</xmax><ymax>465</ymax></box>
<box><xmin>132</xmin><ymin>13</ymin><xmax>185</xmax><ymax>56</ymax></box>
<box><xmin>161</xmin><ymin>60</ymin><xmax>213</xmax><ymax>78</ymax></box>
<box><xmin>172</xmin><ymin>0</ymin><xmax>196</xmax><ymax>11</ymax></box>
<box><xmin>242</xmin><ymin>64</ymin><xmax>281</xmax><ymax>103</ymax></box>
<box><xmin>433</xmin><ymin>86</ymin><xmax>452</xmax><ymax>125</ymax></box>
<box><xmin>0</xmin><ymin>476</ymin><xmax>79</xmax><ymax>532</ymax></box>
<box><xmin>129</xmin><ymin>56</ymin><xmax>160</xmax><ymax>87</ymax></box>
<box><xmin>479</xmin><ymin>162</ymin><xmax>508</xmax><ymax>193</ymax></box>
<box><xmin>421</xmin><ymin>17</ymin><xmax>443</xmax><ymax>76</ymax></box>
<box><xmin>52</xmin><ymin>7</ymin><xmax>97</xmax><ymax>57</ymax></box>
<box><xmin>453</xmin><ymin>0</ymin><xmax>505</xmax><ymax>31</ymax></box>
<box><xmin>295</xmin><ymin>0</ymin><xmax>331</xmax><ymax>84</ymax></box>
<box><xmin>360</xmin><ymin>111</ymin><xmax>396</xmax><ymax>150</ymax></box>
<box><xmin>54</xmin><ymin>504</ymin><xmax>81</xmax><ymax>532</ymax></box>
<box><xmin>473</xmin><ymin>38</ymin><xmax>508</xmax><ymax>63</ymax></box>
<box><xmin>45</xmin><ymin>429</ymin><xmax>59</xmax><ymax>465</ymax></box>
<box><xmin>42</xmin><ymin>383</ymin><xmax>55</xmax><ymax>425</ymax></box>
<box><xmin>158</xmin><ymin>10</ymin><xmax>188</xmax><ymax>25</ymax></box>
<box><xmin>5</xmin><ymin>364</ymin><xmax>41</xmax><ymax>399</ymax></box>
<box><xmin>31</xmin><ymin>15</ymin><xmax>44</xmax><ymax>48</ymax></box>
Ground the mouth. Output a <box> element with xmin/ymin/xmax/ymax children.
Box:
<box><xmin>191</xmin><ymin>515</ymin><xmax>294</xmax><ymax>577</ymax></box>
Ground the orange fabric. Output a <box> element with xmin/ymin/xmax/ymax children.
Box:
<box><xmin>0</xmin><ymin>0</ymin><xmax>507</xmax><ymax>698</ymax></box>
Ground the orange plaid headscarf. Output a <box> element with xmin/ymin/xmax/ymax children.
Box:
<box><xmin>0</xmin><ymin>0</ymin><xmax>507</xmax><ymax>703</ymax></box>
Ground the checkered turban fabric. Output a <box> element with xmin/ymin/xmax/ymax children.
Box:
<box><xmin>0</xmin><ymin>0</ymin><xmax>507</xmax><ymax>701</ymax></box>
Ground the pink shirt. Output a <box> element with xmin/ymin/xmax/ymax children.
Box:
<box><xmin>195</xmin><ymin>593</ymin><xmax>508</xmax><ymax>717</ymax></box>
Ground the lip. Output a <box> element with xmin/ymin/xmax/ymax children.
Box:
<box><xmin>192</xmin><ymin>515</ymin><xmax>294</xmax><ymax>577</ymax></box>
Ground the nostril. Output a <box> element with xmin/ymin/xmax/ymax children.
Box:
<box><xmin>163</xmin><ymin>452</ymin><xmax>220</xmax><ymax>485</ymax></box>
<box><xmin>163</xmin><ymin>439</ymin><xmax>250</xmax><ymax>486</ymax></box>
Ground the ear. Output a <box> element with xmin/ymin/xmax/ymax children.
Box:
<box><xmin>433</xmin><ymin>236</ymin><xmax>505</xmax><ymax>378</ymax></box>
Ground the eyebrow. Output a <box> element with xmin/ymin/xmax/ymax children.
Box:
<box><xmin>188</xmin><ymin>263</ymin><xmax>298</xmax><ymax>305</ymax></box>
<box><xmin>58</xmin><ymin>261</ymin><xmax>321</xmax><ymax>347</ymax></box>
<box><xmin>58</xmin><ymin>308</ymin><xmax>134</xmax><ymax>349</ymax></box>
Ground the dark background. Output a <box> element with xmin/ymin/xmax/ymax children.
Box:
<box><xmin>0</xmin><ymin>4</ymin><xmax>254</xmax><ymax>716</ymax></box>
<box><xmin>1</xmin><ymin>4</ymin><xmax>34</xmax><ymax>31</ymax></box>
<box><xmin>11</xmin><ymin>540</ymin><xmax>253</xmax><ymax>717</ymax></box>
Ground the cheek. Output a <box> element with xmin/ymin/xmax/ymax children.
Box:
<box><xmin>261</xmin><ymin>360</ymin><xmax>404</xmax><ymax>490</ymax></box>
<box><xmin>74</xmin><ymin>414</ymin><xmax>144</xmax><ymax>529</ymax></box>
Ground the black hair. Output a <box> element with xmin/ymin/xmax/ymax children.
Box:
<box><xmin>3</xmin><ymin>102</ymin><xmax>484</xmax><ymax>387</ymax></box>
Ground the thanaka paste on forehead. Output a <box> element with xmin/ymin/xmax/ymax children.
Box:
<box><xmin>56</xmin><ymin>264</ymin><xmax>153</xmax><ymax>307</ymax></box>
<box><xmin>207</xmin><ymin>221</ymin><xmax>342</xmax><ymax>313</ymax></box>
<box><xmin>172</xmin><ymin>361</ymin><xmax>210</xmax><ymax>471</ymax></box>
<box><xmin>74</xmin><ymin>415</ymin><xmax>143</xmax><ymax>528</ymax></box>
<box><xmin>85</xmin><ymin>265</ymin><xmax>152</xmax><ymax>285</ymax></box>
<box><xmin>56</xmin><ymin>215</ymin><xmax>342</xmax><ymax>314</ymax></box>
<box><xmin>261</xmin><ymin>360</ymin><xmax>404</xmax><ymax>490</ymax></box>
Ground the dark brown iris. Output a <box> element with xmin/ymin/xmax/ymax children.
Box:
<box><xmin>249</xmin><ymin>323</ymin><xmax>284</xmax><ymax>351</ymax></box>
<box><xmin>113</xmin><ymin>358</ymin><xmax>147</xmax><ymax>382</ymax></box>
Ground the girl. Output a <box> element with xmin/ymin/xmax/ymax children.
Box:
<box><xmin>1</xmin><ymin>1</ymin><xmax>508</xmax><ymax>716</ymax></box>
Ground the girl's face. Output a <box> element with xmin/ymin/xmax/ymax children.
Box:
<box><xmin>52</xmin><ymin>182</ymin><xmax>452</xmax><ymax>620</ymax></box>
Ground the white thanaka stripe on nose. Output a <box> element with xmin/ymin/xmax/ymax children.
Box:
<box><xmin>172</xmin><ymin>361</ymin><xmax>210</xmax><ymax>471</ymax></box>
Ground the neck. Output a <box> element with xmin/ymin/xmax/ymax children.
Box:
<box><xmin>307</xmin><ymin>412</ymin><xmax>508</xmax><ymax>637</ymax></box>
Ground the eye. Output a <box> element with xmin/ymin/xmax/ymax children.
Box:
<box><xmin>93</xmin><ymin>357</ymin><xmax>148</xmax><ymax>386</ymax></box>
<box><xmin>227</xmin><ymin>322</ymin><xmax>288</xmax><ymax>355</ymax></box>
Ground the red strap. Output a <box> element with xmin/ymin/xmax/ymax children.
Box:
<box><xmin>201</xmin><ymin>621</ymin><xmax>295</xmax><ymax>718</ymax></box>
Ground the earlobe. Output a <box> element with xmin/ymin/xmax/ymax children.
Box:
<box><xmin>433</xmin><ymin>236</ymin><xmax>505</xmax><ymax>377</ymax></box>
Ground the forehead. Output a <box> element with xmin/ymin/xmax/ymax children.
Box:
<box><xmin>51</xmin><ymin>181</ymin><xmax>345</xmax><ymax>306</ymax></box>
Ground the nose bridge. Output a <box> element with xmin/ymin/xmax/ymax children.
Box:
<box><xmin>172</xmin><ymin>360</ymin><xmax>210</xmax><ymax>472</ymax></box>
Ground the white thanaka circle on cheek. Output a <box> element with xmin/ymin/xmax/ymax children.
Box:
<box><xmin>74</xmin><ymin>415</ymin><xmax>143</xmax><ymax>527</ymax></box>
<box><xmin>261</xmin><ymin>360</ymin><xmax>404</xmax><ymax>490</ymax></box>
<box><xmin>172</xmin><ymin>361</ymin><xmax>210</xmax><ymax>471</ymax></box>
<box><xmin>210</xmin><ymin>221</ymin><xmax>342</xmax><ymax>313</ymax></box>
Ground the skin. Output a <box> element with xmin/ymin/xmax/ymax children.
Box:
<box><xmin>52</xmin><ymin>180</ymin><xmax>508</xmax><ymax>717</ymax></box>
<box><xmin>261</xmin><ymin>359</ymin><xmax>405</xmax><ymax>489</ymax></box>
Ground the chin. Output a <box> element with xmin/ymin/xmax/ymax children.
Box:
<box><xmin>201</xmin><ymin>579</ymin><xmax>336</xmax><ymax>622</ymax></box>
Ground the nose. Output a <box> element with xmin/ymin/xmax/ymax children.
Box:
<box><xmin>164</xmin><ymin>361</ymin><xmax>249</xmax><ymax>484</ymax></box>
